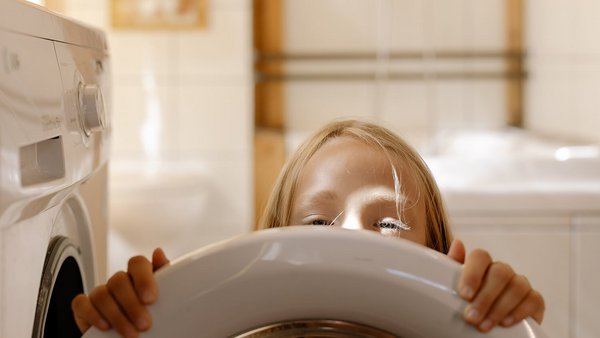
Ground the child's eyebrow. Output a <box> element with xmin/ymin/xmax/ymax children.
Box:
<box><xmin>346</xmin><ymin>186</ymin><xmax>403</xmax><ymax>211</ymax></box>
<box><xmin>298</xmin><ymin>190</ymin><xmax>340</xmax><ymax>207</ymax></box>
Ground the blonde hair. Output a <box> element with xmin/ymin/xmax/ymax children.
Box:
<box><xmin>258</xmin><ymin>119</ymin><xmax>453</xmax><ymax>254</ymax></box>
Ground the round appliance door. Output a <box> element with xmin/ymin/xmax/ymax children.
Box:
<box><xmin>84</xmin><ymin>227</ymin><xmax>548</xmax><ymax>338</ymax></box>
<box><xmin>32</xmin><ymin>198</ymin><xmax>96</xmax><ymax>338</ymax></box>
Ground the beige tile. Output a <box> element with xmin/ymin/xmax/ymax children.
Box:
<box><xmin>526</xmin><ymin>0</ymin><xmax>575</xmax><ymax>56</ymax></box>
<box><xmin>380</xmin><ymin>82</ymin><xmax>430</xmax><ymax>130</ymax></box>
<box><xmin>572</xmin><ymin>216</ymin><xmax>600</xmax><ymax>338</ymax></box>
<box><xmin>177</xmin><ymin>10</ymin><xmax>251</xmax><ymax>81</ymax></box>
<box><xmin>428</xmin><ymin>0</ymin><xmax>467</xmax><ymax>50</ymax></box>
<box><xmin>574</xmin><ymin>71</ymin><xmax>600</xmax><ymax>143</ymax></box>
<box><xmin>111</xmin><ymin>83</ymin><xmax>178</xmax><ymax>161</ymax></box>
<box><xmin>109</xmin><ymin>32</ymin><xmax>176</xmax><ymax>81</ymax></box>
<box><xmin>284</xmin><ymin>0</ymin><xmax>379</xmax><ymax>53</ymax></box>
<box><xmin>389</xmin><ymin>0</ymin><xmax>426</xmax><ymax>50</ymax></box>
<box><xmin>431</xmin><ymin>80</ymin><xmax>467</xmax><ymax>130</ymax></box>
<box><xmin>177</xmin><ymin>84</ymin><xmax>253</xmax><ymax>154</ymax></box>
<box><xmin>464</xmin><ymin>0</ymin><xmax>504</xmax><ymax>50</ymax></box>
<box><xmin>574</xmin><ymin>0</ymin><xmax>600</xmax><ymax>56</ymax></box>
<box><xmin>284</xmin><ymin>81</ymin><xmax>376</xmax><ymax>133</ymax></box>
<box><xmin>212</xmin><ymin>0</ymin><xmax>251</xmax><ymax>11</ymax></box>
<box><xmin>452</xmin><ymin>219</ymin><xmax>570</xmax><ymax>338</ymax></box>
<box><xmin>464</xmin><ymin>80</ymin><xmax>505</xmax><ymax>129</ymax></box>
<box><xmin>525</xmin><ymin>62</ymin><xmax>576</xmax><ymax>138</ymax></box>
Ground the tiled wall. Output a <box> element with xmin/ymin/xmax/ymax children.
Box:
<box><xmin>281</xmin><ymin>0</ymin><xmax>507</xmax><ymax>152</ymax></box>
<box><xmin>57</xmin><ymin>0</ymin><xmax>254</xmax><ymax>268</ymax></box>
<box><xmin>526</xmin><ymin>0</ymin><xmax>600</xmax><ymax>143</ymax></box>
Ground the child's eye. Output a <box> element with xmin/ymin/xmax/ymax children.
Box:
<box><xmin>376</xmin><ymin>217</ymin><xmax>411</xmax><ymax>231</ymax></box>
<box><xmin>309</xmin><ymin>219</ymin><xmax>332</xmax><ymax>226</ymax></box>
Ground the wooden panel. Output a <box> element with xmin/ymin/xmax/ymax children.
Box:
<box><xmin>505</xmin><ymin>0</ymin><xmax>524</xmax><ymax>127</ymax></box>
<box><xmin>254</xmin><ymin>128</ymin><xmax>286</xmax><ymax>226</ymax></box>
<box><xmin>254</xmin><ymin>0</ymin><xmax>284</xmax><ymax>129</ymax></box>
<box><xmin>255</xmin><ymin>82</ymin><xmax>284</xmax><ymax>128</ymax></box>
<box><xmin>253</xmin><ymin>0</ymin><xmax>283</xmax><ymax>53</ymax></box>
<box><xmin>254</xmin><ymin>0</ymin><xmax>285</xmax><ymax>224</ymax></box>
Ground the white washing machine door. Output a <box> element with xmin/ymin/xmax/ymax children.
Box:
<box><xmin>84</xmin><ymin>227</ymin><xmax>547</xmax><ymax>338</ymax></box>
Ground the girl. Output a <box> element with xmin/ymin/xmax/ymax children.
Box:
<box><xmin>72</xmin><ymin>120</ymin><xmax>545</xmax><ymax>338</ymax></box>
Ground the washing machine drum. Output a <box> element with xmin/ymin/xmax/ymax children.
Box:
<box><xmin>84</xmin><ymin>227</ymin><xmax>547</xmax><ymax>338</ymax></box>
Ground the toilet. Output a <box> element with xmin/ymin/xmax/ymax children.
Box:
<box><xmin>84</xmin><ymin>227</ymin><xmax>547</xmax><ymax>338</ymax></box>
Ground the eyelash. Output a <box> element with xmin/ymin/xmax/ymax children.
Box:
<box><xmin>309</xmin><ymin>219</ymin><xmax>332</xmax><ymax>226</ymax></box>
<box><xmin>306</xmin><ymin>217</ymin><xmax>411</xmax><ymax>231</ymax></box>
<box><xmin>376</xmin><ymin>217</ymin><xmax>411</xmax><ymax>231</ymax></box>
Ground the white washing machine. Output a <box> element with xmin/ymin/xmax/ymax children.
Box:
<box><xmin>0</xmin><ymin>1</ymin><xmax>110</xmax><ymax>337</ymax></box>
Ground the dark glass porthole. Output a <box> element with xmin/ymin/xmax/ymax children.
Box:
<box><xmin>42</xmin><ymin>256</ymin><xmax>83</xmax><ymax>338</ymax></box>
<box><xmin>32</xmin><ymin>237</ymin><xmax>87</xmax><ymax>338</ymax></box>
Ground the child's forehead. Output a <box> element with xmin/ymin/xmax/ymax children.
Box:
<box><xmin>310</xmin><ymin>136</ymin><xmax>405</xmax><ymax>172</ymax></box>
<box><xmin>299</xmin><ymin>136</ymin><xmax>411</xmax><ymax>193</ymax></box>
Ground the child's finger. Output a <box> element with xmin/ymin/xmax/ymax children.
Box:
<box><xmin>106</xmin><ymin>271</ymin><xmax>152</xmax><ymax>332</ymax></box>
<box><xmin>459</xmin><ymin>248</ymin><xmax>493</xmax><ymax>300</ymax></box>
<box><xmin>475</xmin><ymin>274</ymin><xmax>530</xmax><ymax>332</ymax></box>
<box><xmin>447</xmin><ymin>239</ymin><xmax>466</xmax><ymax>264</ymax></box>
<box><xmin>127</xmin><ymin>255</ymin><xmax>157</xmax><ymax>304</ymax></box>
<box><xmin>501</xmin><ymin>290</ymin><xmax>545</xmax><ymax>326</ymax></box>
<box><xmin>71</xmin><ymin>293</ymin><xmax>110</xmax><ymax>332</ymax></box>
<box><xmin>463</xmin><ymin>261</ymin><xmax>514</xmax><ymax>327</ymax></box>
<box><xmin>89</xmin><ymin>285</ymin><xmax>140</xmax><ymax>338</ymax></box>
<box><xmin>152</xmin><ymin>247</ymin><xmax>170</xmax><ymax>271</ymax></box>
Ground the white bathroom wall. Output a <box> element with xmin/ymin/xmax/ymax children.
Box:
<box><xmin>55</xmin><ymin>0</ymin><xmax>254</xmax><ymax>271</ymax></box>
<box><xmin>282</xmin><ymin>0</ymin><xmax>507</xmax><ymax>151</ymax></box>
<box><xmin>526</xmin><ymin>0</ymin><xmax>600</xmax><ymax>143</ymax></box>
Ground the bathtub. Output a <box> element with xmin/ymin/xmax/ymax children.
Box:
<box><xmin>420</xmin><ymin>128</ymin><xmax>600</xmax><ymax>338</ymax></box>
<box><xmin>423</xmin><ymin>128</ymin><xmax>600</xmax><ymax>214</ymax></box>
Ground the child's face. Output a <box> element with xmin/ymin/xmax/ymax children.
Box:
<box><xmin>289</xmin><ymin>136</ymin><xmax>427</xmax><ymax>245</ymax></box>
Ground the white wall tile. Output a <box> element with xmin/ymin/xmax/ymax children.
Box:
<box><xmin>177</xmin><ymin>84</ymin><xmax>252</xmax><ymax>154</ymax></box>
<box><xmin>211</xmin><ymin>0</ymin><xmax>251</xmax><ymax>12</ymax></box>
<box><xmin>111</xmin><ymin>83</ymin><xmax>178</xmax><ymax>161</ymax></box>
<box><xmin>427</xmin><ymin>0</ymin><xmax>466</xmax><ymax>50</ymax></box>
<box><xmin>574</xmin><ymin>0</ymin><xmax>600</xmax><ymax>56</ymax></box>
<box><xmin>525</xmin><ymin>59</ymin><xmax>576</xmax><ymax>138</ymax></box>
<box><xmin>389</xmin><ymin>0</ymin><xmax>426</xmax><ymax>50</ymax></box>
<box><xmin>464</xmin><ymin>0</ymin><xmax>504</xmax><ymax>50</ymax></box>
<box><xmin>284</xmin><ymin>0</ymin><xmax>379</xmax><ymax>53</ymax></box>
<box><xmin>453</xmin><ymin>220</ymin><xmax>570</xmax><ymax>338</ymax></box>
<box><xmin>284</xmin><ymin>82</ymin><xmax>376</xmax><ymax>133</ymax></box>
<box><xmin>526</xmin><ymin>0</ymin><xmax>576</xmax><ymax>57</ymax></box>
<box><xmin>572</xmin><ymin>216</ymin><xmax>600</xmax><ymax>338</ymax></box>
<box><xmin>380</xmin><ymin>82</ymin><xmax>430</xmax><ymax>129</ymax></box>
<box><xmin>464</xmin><ymin>80</ymin><xmax>505</xmax><ymax>129</ymax></box>
<box><xmin>109</xmin><ymin>32</ymin><xmax>176</xmax><ymax>82</ymax></box>
<box><xmin>431</xmin><ymin>80</ymin><xmax>467</xmax><ymax>130</ymax></box>
<box><xmin>177</xmin><ymin>10</ymin><xmax>251</xmax><ymax>81</ymax></box>
<box><xmin>574</xmin><ymin>69</ymin><xmax>600</xmax><ymax>143</ymax></box>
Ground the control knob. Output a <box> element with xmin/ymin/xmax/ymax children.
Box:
<box><xmin>78</xmin><ymin>84</ymin><xmax>106</xmax><ymax>136</ymax></box>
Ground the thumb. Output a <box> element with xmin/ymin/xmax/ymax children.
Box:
<box><xmin>152</xmin><ymin>247</ymin><xmax>170</xmax><ymax>271</ymax></box>
<box><xmin>447</xmin><ymin>239</ymin><xmax>466</xmax><ymax>264</ymax></box>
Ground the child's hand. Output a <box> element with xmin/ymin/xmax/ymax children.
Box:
<box><xmin>447</xmin><ymin>239</ymin><xmax>545</xmax><ymax>333</ymax></box>
<box><xmin>71</xmin><ymin>248</ymin><xmax>170</xmax><ymax>338</ymax></box>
